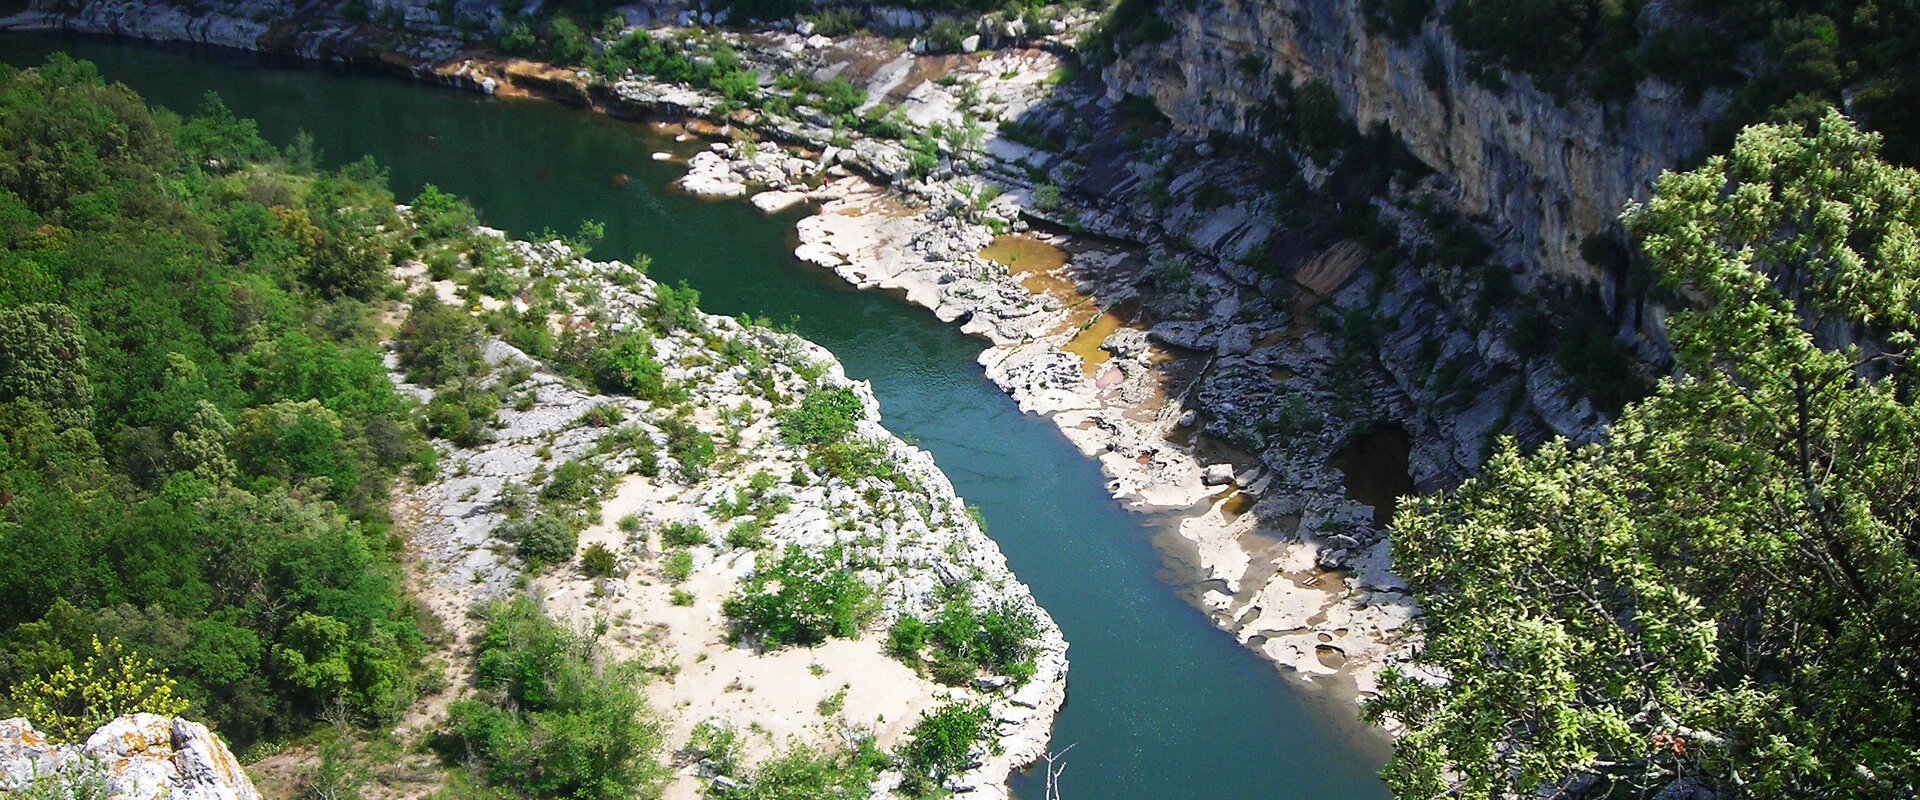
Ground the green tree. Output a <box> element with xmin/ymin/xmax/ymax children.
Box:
<box><xmin>1368</xmin><ymin>110</ymin><xmax>1920</xmax><ymax>798</ymax></box>
<box><xmin>0</xmin><ymin>303</ymin><xmax>93</xmax><ymax>431</ymax></box>
<box><xmin>723</xmin><ymin>546</ymin><xmax>873</xmax><ymax>648</ymax></box>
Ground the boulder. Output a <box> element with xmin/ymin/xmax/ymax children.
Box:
<box><xmin>0</xmin><ymin>715</ymin><xmax>261</xmax><ymax>800</ymax></box>
<box><xmin>1202</xmin><ymin>463</ymin><xmax>1234</xmax><ymax>486</ymax></box>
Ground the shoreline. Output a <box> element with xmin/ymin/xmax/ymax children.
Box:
<box><xmin>388</xmin><ymin>235</ymin><xmax>1069</xmax><ymax>799</ymax></box>
<box><xmin>0</xmin><ymin>1</ymin><xmax>1416</xmax><ymax>716</ymax></box>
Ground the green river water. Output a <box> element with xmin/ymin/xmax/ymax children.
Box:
<box><xmin>0</xmin><ymin>35</ymin><xmax>1392</xmax><ymax>800</ymax></box>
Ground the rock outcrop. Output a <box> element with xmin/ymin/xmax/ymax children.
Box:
<box><xmin>0</xmin><ymin>715</ymin><xmax>260</xmax><ymax>800</ymax></box>
<box><xmin>1104</xmin><ymin>0</ymin><xmax>1725</xmax><ymax>291</ymax></box>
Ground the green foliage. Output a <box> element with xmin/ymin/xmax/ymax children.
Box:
<box><xmin>660</xmin><ymin>521</ymin><xmax>707</xmax><ymax>548</ymax></box>
<box><xmin>438</xmin><ymin>597</ymin><xmax>667</xmax><ymax>800</ymax></box>
<box><xmin>588</xmin><ymin>31</ymin><xmax>760</xmax><ymax>105</ymax></box>
<box><xmin>0</xmin><ymin>57</ymin><xmax>424</xmax><ymax>747</ymax></box>
<box><xmin>712</xmin><ymin>738</ymin><xmax>891</xmax><ymax>800</ymax></box>
<box><xmin>661</xmin><ymin>550</ymin><xmax>692</xmax><ymax>583</ymax></box>
<box><xmin>1370</xmin><ymin>111</ymin><xmax>1920</xmax><ymax>799</ymax></box>
<box><xmin>0</xmin><ymin>303</ymin><xmax>94</xmax><ymax>431</ymax></box>
<box><xmin>397</xmin><ymin>290</ymin><xmax>487</xmax><ymax>387</ymax></box>
<box><xmin>546</xmin><ymin>17</ymin><xmax>592</xmax><ymax>65</ymax></box>
<box><xmin>647</xmin><ymin>280</ymin><xmax>702</xmax><ymax>334</ymax></box>
<box><xmin>897</xmin><ymin>702</ymin><xmax>995</xmax><ymax>796</ymax></box>
<box><xmin>500</xmin><ymin>514</ymin><xmax>579</xmax><ymax>568</ymax></box>
<box><xmin>588</xmin><ymin>330</ymin><xmax>671</xmax><ymax>402</ymax></box>
<box><xmin>776</xmin><ymin>386</ymin><xmax>864</xmax><ymax>449</ymax></box>
<box><xmin>1441</xmin><ymin>0</ymin><xmax>1920</xmax><ymax>163</ymax></box>
<box><xmin>580</xmin><ymin>543</ymin><xmax>619</xmax><ymax>578</ymax></box>
<box><xmin>722</xmin><ymin>546</ymin><xmax>874</xmax><ymax>649</ymax></box>
<box><xmin>408</xmin><ymin>184</ymin><xmax>478</xmax><ymax>241</ymax></box>
<box><xmin>889</xmin><ymin>592</ymin><xmax>1038</xmax><ymax>685</ymax></box>
<box><xmin>661</xmin><ymin>415</ymin><xmax>715</xmax><ymax>482</ymax></box>
<box><xmin>425</xmin><ymin>384</ymin><xmax>500</xmax><ymax>448</ymax></box>
<box><xmin>6</xmin><ymin>636</ymin><xmax>188</xmax><ymax>743</ymax></box>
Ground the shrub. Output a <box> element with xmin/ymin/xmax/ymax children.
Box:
<box><xmin>425</xmin><ymin>386</ymin><xmax>498</xmax><ymax>448</ymax></box>
<box><xmin>649</xmin><ymin>280</ymin><xmax>702</xmax><ymax>333</ymax></box>
<box><xmin>722</xmin><ymin>547</ymin><xmax>873</xmax><ymax>648</ymax></box>
<box><xmin>396</xmin><ymin>291</ymin><xmax>486</xmax><ymax>387</ymax></box>
<box><xmin>660</xmin><ymin>521</ymin><xmax>707</xmax><ymax>547</ymax></box>
<box><xmin>662</xmin><ymin>550</ymin><xmax>693</xmax><ymax>583</ymax></box>
<box><xmin>897</xmin><ymin>702</ymin><xmax>995</xmax><ymax>794</ymax></box>
<box><xmin>724</xmin><ymin>521</ymin><xmax>768</xmax><ymax>550</ymax></box>
<box><xmin>777</xmin><ymin>386</ymin><xmax>864</xmax><ymax>448</ymax></box>
<box><xmin>662</xmin><ymin>416</ymin><xmax>715</xmax><ymax>482</ymax></box>
<box><xmin>437</xmin><ymin>598</ymin><xmax>667</xmax><ymax>800</ymax></box>
<box><xmin>8</xmin><ymin>637</ymin><xmax>188</xmax><ymax>743</ymax></box>
<box><xmin>886</xmin><ymin>615</ymin><xmax>928</xmax><ymax>660</ymax></box>
<box><xmin>500</xmin><ymin>514</ymin><xmax>578</xmax><ymax>567</ymax></box>
<box><xmin>545</xmin><ymin>17</ymin><xmax>592</xmax><ymax>65</ymax></box>
<box><xmin>542</xmin><ymin>459</ymin><xmax>603</xmax><ymax>505</ymax></box>
<box><xmin>409</xmin><ymin>184</ymin><xmax>478</xmax><ymax>241</ymax></box>
<box><xmin>590</xmin><ymin>332</ymin><xmax>669</xmax><ymax>402</ymax></box>
<box><xmin>893</xmin><ymin>593</ymin><xmax>1039</xmax><ymax>684</ymax></box>
<box><xmin>580</xmin><ymin>543</ymin><xmax>619</xmax><ymax>577</ymax></box>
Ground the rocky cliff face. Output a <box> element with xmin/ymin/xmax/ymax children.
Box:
<box><xmin>0</xmin><ymin>715</ymin><xmax>260</xmax><ymax>800</ymax></box>
<box><xmin>1104</xmin><ymin>0</ymin><xmax>1725</xmax><ymax>292</ymax></box>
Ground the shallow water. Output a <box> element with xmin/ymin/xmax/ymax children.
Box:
<box><xmin>0</xmin><ymin>35</ymin><xmax>1393</xmax><ymax>799</ymax></box>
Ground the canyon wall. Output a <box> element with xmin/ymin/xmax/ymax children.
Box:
<box><xmin>1104</xmin><ymin>0</ymin><xmax>1725</xmax><ymax>292</ymax></box>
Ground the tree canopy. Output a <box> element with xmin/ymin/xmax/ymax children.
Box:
<box><xmin>0</xmin><ymin>55</ymin><xmax>430</xmax><ymax>746</ymax></box>
<box><xmin>1369</xmin><ymin>109</ymin><xmax>1920</xmax><ymax>798</ymax></box>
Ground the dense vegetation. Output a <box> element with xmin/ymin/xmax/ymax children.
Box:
<box><xmin>437</xmin><ymin>597</ymin><xmax>668</xmax><ymax>800</ymax></box>
<box><xmin>887</xmin><ymin>587</ymin><xmax>1040</xmax><ymax>685</ymax></box>
<box><xmin>0</xmin><ymin>56</ymin><xmax>431</xmax><ymax>747</ymax></box>
<box><xmin>1369</xmin><ymin>110</ymin><xmax>1920</xmax><ymax>799</ymax></box>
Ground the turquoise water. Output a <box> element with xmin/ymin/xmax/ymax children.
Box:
<box><xmin>0</xmin><ymin>36</ymin><xmax>1392</xmax><ymax>799</ymax></box>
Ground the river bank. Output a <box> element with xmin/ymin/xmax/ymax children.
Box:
<box><xmin>0</xmin><ymin>0</ymin><xmax>1430</xmax><ymax>705</ymax></box>
<box><xmin>0</xmin><ymin>29</ymin><xmax>1402</xmax><ymax>798</ymax></box>
<box><xmin>393</xmin><ymin>232</ymin><xmax>1069</xmax><ymax>799</ymax></box>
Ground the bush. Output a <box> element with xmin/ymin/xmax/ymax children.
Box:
<box><xmin>649</xmin><ymin>280</ymin><xmax>702</xmax><ymax>333</ymax></box>
<box><xmin>663</xmin><ymin>416</ymin><xmax>715</xmax><ymax>482</ymax></box>
<box><xmin>500</xmin><ymin>514</ymin><xmax>578</xmax><ymax>567</ymax></box>
<box><xmin>545</xmin><ymin>17</ymin><xmax>592</xmax><ymax>65</ymax></box>
<box><xmin>660</xmin><ymin>521</ymin><xmax>707</xmax><ymax>547</ymax></box>
<box><xmin>724</xmin><ymin>521</ymin><xmax>768</xmax><ymax>550</ymax></box>
<box><xmin>580</xmin><ymin>543</ymin><xmax>619</xmax><ymax>577</ymax></box>
<box><xmin>396</xmin><ymin>291</ymin><xmax>486</xmax><ymax>387</ymax></box>
<box><xmin>722</xmin><ymin>547</ymin><xmax>873</xmax><ymax>648</ymax></box>
<box><xmin>897</xmin><ymin>702</ymin><xmax>995</xmax><ymax>795</ymax></box>
<box><xmin>409</xmin><ymin>184</ymin><xmax>478</xmax><ymax>241</ymax></box>
<box><xmin>590</xmin><ymin>331</ymin><xmax>669</xmax><ymax>402</ymax></box>
<box><xmin>892</xmin><ymin>593</ymin><xmax>1039</xmax><ymax>684</ymax></box>
<box><xmin>777</xmin><ymin>386</ymin><xmax>864</xmax><ymax>449</ymax></box>
<box><xmin>541</xmin><ymin>459</ymin><xmax>603</xmax><ymax>505</ymax></box>
<box><xmin>662</xmin><ymin>550</ymin><xmax>693</xmax><ymax>583</ymax></box>
<box><xmin>7</xmin><ymin>636</ymin><xmax>188</xmax><ymax>743</ymax></box>
<box><xmin>886</xmin><ymin>615</ymin><xmax>928</xmax><ymax>660</ymax></box>
<box><xmin>437</xmin><ymin>597</ymin><xmax>667</xmax><ymax>800</ymax></box>
<box><xmin>425</xmin><ymin>386</ymin><xmax>499</xmax><ymax>448</ymax></box>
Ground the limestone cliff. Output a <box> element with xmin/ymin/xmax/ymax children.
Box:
<box><xmin>1104</xmin><ymin>0</ymin><xmax>1725</xmax><ymax>291</ymax></box>
<box><xmin>0</xmin><ymin>715</ymin><xmax>260</xmax><ymax>800</ymax></box>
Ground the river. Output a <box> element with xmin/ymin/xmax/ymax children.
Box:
<box><xmin>0</xmin><ymin>35</ymin><xmax>1392</xmax><ymax>800</ymax></box>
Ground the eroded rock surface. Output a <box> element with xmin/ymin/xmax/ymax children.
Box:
<box><xmin>0</xmin><ymin>715</ymin><xmax>260</xmax><ymax>800</ymax></box>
